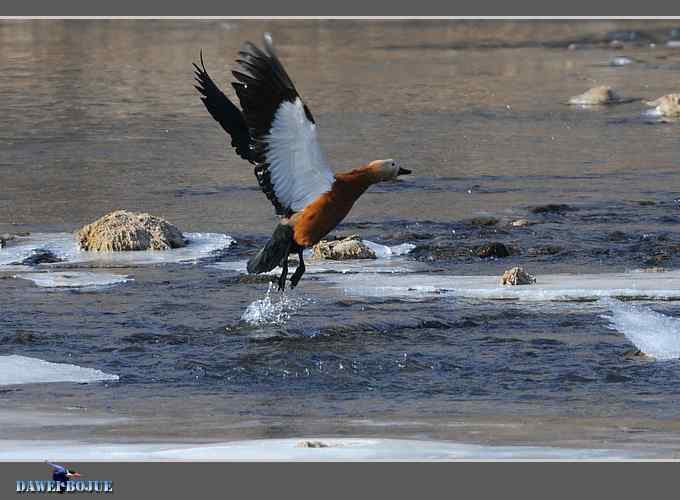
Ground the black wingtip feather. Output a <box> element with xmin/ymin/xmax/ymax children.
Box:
<box><xmin>194</xmin><ymin>35</ymin><xmax>314</xmax><ymax>218</ymax></box>
<box><xmin>193</xmin><ymin>50</ymin><xmax>253</xmax><ymax>164</ymax></box>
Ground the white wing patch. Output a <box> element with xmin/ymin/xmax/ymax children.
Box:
<box><xmin>265</xmin><ymin>98</ymin><xmax>335</xmax><ymax>212</ymax></box>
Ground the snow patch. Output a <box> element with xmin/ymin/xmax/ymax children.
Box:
<box><xmin>0</xmin><ymin>355</ymin><xmax>119</xmax><ymax>386</ymax></box>
<box><xmin>603</xmin><ymin>299</ymin><xmax>680</xmax><ymax>360</ymax></box>
<box><xmin>0</xmin><ymin>438</ymin><xmax>643</xmax><ymax>460</ymax></box>
<box><xmin>16</xmin><ymin>271</ymin><xmax>130</xmax><ymax>289</ymax></box>
<box><xmin>0</xmin><ymin>232</ymin><xmax>233</xmax><ymax>268</ymax></box>
<box><xmin>321</xmin><ymin>270</ymin><xmax>680</xmax><ymax>302</ymax></box>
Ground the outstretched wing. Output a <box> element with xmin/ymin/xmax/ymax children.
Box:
<box><xmin>231</xmin><ymin>33</ymin><xmax>335</xmax><ymax>216</ymax></box>
<box><xmin>193</xmin><ymin>51</ymin><xmax>253</xmax><ymax>162</ymax></box>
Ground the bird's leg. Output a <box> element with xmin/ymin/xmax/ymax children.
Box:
<box><xmin>290</xmin><ymin>247</ymin><xmax>306</xmax><ymax>289</ymax></box>
<box><xmin>278</xmin><ymin>254</ymin><xmax>289</xmax><ymax>292</ymax></box>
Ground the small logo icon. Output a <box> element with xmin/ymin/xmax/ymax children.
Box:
<box><xmin>46</xmin><ymin>461</ymin><xmax>81</xmax><ymax>493</ymax></box>
<box><xmin>15</xmin><ymin>462</ymin><xmax>113</xmax><ymax>494</ymax></box>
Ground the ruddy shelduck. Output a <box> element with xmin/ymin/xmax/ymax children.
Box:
<box><xmin>194</xmin><ymin>33</ymin><xmax>411</xmax><ymax>290</ymax></box>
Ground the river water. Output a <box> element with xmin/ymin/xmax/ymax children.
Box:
<box><xmin>2</xmin><ymin>19</ymin><xmax>680</xmax><ymax>458</ymax></box>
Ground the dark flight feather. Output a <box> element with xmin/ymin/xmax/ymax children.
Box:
<box><xmin>193</xmin><ymin>51</ymin><xmax>253</xmax><ymax>162</ymax></box>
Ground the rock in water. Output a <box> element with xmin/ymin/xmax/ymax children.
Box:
<box><xmin>475</xmin><ymin>242</ymin><xmax>511</xmax><ymax>259</ymax></box>
<box><xmin>639</xmin><ymin>267</ymin><xmax>669</xmax><ymax>273</ymax></box>
<box><xmin>645</xmin><ymin>94</ymin><xmax>680</xmax><ymax>118</ymax></box>
<box><xmin>11</xmin><ymin>249</ymin><xmax>62</xmax><ymax>266</ymax></box>
<box><xmin>500</xmin><ymin>266</ymin><xmax>536</xmax><ymax>285</ymax></box>
<box><xmin>510</xmin><ymin>218</ymin><xmax>533</xmax><ymax>227</ymax></box>
<box><xmin>76</xmin><ymin>210</ymin><xmax>186</xmax><ymax>252</ymax></box>
<box><xmin>529</xmin><ymin>203</ymin><xmax>575</xmax><ymax>214</ymax></box>
<box><xmin>623</xmin><ymin>349</ymin><xmax>656</xmax><ymax>362</ymax></box>
<box><xmin>312</xmin><ymin>235</ymin><xmax>377</xmax><ymax>260</ymax></box>
<box><xmin>0</xmin><ymin>233</ymin><xmax>17</xmax><ymax>248</ymax></box>
<box><xmin>465</xmin><ymin>216</ymin><xmax>499</xmax><ymax>226</ymax></box>
<box><xmin>568</xmin><ymin>86</ymin><xmax>622</xmax><ymax>105</ymax></box>
<box><xmin>297</xmin><ymin>440</ymin><xmax>329</xmax><ymax>448</ymax></box>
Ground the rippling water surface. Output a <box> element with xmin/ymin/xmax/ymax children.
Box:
<box><xmin>3</xmin><ymin>20</ymin><xmax>680</xmax><ymax>456</ymax></box>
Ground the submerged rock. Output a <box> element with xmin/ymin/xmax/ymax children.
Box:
<box><xmin>76</xmin><ymin>210</ymin><xmax>186</xmax><ymax>252</ymax></box>
<box><xmin>411</xmin><ymin>243</ymin><xmax>467</xmax><ymax>261</ymax></box>
<box><xmin>465</xmin><ymin>216</ymin><xmax>499</xmax><ymax>227</ymax></box>
<box><xmin>607</xmin><ymin>230</ymin><xmax>627</xmax><ymax>242</ymax></box>
<box><xmin>568</xmin><ymin>86</ymin><xmax>625</xmax><ymax>105</ymax></box>
<box><xmin>382</xmin><ymin>230</ymin><xmax>434</xmax><ymax>241</ymax></box>
<box><xmin>13</xmin><ymin>249</ymin><xmax>62</xmax><ymax>266</ymax></box>
<box><xmin>606</xmin><ymin>31</ymin><xmax>647</xmax><ymax>43</ymax></box>
<box><xmin>500</xmin><ymin>266</ymin><xmax>536</xmax><ymax>286</ymax></box>
<box><xmin>645</xmin><ymin>94</ymin><xmax>680</xmax><ymax>118</ymax></box>
<box><xmin>475</xmin><ymin>242</ymin><xmax>511</xmax><ymax>259</ymax></box>
<box><xmin>529</xmin><ymin>204</ymin><xmax>575</xmax><ymax>214</ymax></box>
<box><xmin>222</xmin><ymin>274</ymin><xmax>277</xmax><ymax>285</ymax></box>
<box><xmin>312</xmin><ymin>235</ymin><xmax>376</xmax><ymax>260</ymax></box>
<box><xmin>643</xmin><ymin>254</ymin><xmax>670</xmax><ymax>267</ymax></box>
<box><xmin>527</xmin><ymin>245</ymin><xmax>562</xmax><ymax>257</ymax></box>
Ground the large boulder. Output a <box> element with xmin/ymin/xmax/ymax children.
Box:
<box><xmin>76</xmin><ymin>210</ymin><xmax>186</xmax><ymax>252</ymax></box>
<box><xmin>312</xmin><ymin>235</ymin><xmax>376</xmax><ymax>260</ymax></box>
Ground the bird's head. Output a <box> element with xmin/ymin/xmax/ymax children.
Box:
<box><xmin>368</xmin><ymin>159</ymin><xmax>412</xmax><ymax>182</ymax></box>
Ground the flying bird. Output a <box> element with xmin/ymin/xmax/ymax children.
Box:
<box><xmin>193</xmin><ymin>33</ymin><xmax>411</xmax><ymax>291</ymax></box>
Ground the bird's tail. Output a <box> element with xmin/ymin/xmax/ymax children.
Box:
<box><xmin>247</xmin><ymin>224</ymin><xmax>294</xmax><ymax>274</ymax></box>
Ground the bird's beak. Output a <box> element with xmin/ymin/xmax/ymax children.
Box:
<box><xmin>397</xmin><ymin>167</ymin><xmax>412</xmax><ymax>176</ymax></box>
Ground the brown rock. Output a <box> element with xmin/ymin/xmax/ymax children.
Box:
<box><xmin>511</xmin><ymin>219</ymin><xmax>533</xmax><ymax>227</ymax></box>
<box><xmin>569</xmin><ymin>86</ymin><xmax>621</xmax><ymax>105</ymax></box>
<box><xmin>639</xmin><ymin>267</ymin><xmax>669</xmax><ymax>273</ymax></box>
<box><xmin>76</xmin><ymin>210</ymin><xmax>186</xmax><ymax>252</ymax></box>
<box><xmin>645</xmin><ymin>93</ymin><xmax>680</xmax><ymax>117</ymax></box>
<box><xmin>623</xmin><ymin>349</ymin><xmax>656</xmax><ymax>362</ymax></box>
<box><xmin>466</xmin><ymin>216</ymin><xmax>499</xmax><ymax>227</ymax></box>
<box><xmin>296</xmin><ymin>440</ymin><xmax>329</xmax><ymax>448</ymax></box>
<box><xmin>500</xmin><ymin>266</ymin><xmax>536</xmax><ymax>286</ymax></box>
<box><xmin>312</xmin><ymin>235</ymin><xmax>376</xmax><ymax>260</ymax></box>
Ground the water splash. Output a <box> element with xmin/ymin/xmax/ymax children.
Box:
<box><xmin>241</xmin><ymin>283</ymin><xmax>306</xmax><ymax>326</ymax></box>
<box><xmin>602</xmin><ymin>299</ymin><xmax>680</xmax><ymax>360</ymax></box>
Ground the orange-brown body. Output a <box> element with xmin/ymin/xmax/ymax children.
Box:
<box><xmin>289</xmin><ymin>164</ymin><xmax>380</xmax><ymax>247</ymax></box>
